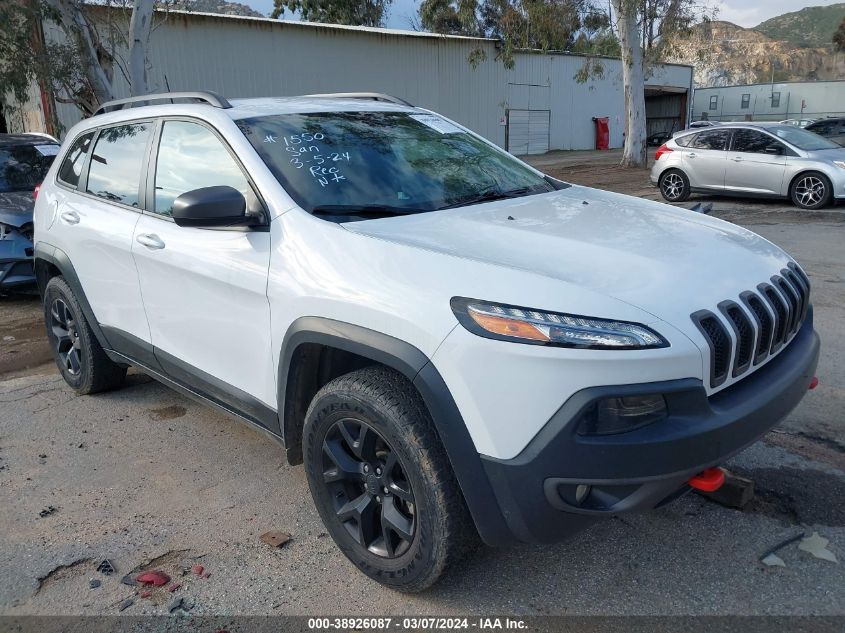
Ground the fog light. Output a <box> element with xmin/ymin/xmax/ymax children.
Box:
<box><xmin>577</xmin><ymin>395</ymin><xmax>667</xmax><ymax>435</ymax></box>
<box><xmin>574</xmin><ymin>484</ymin><xmax>591</xmax><ymax>505</ymax></box>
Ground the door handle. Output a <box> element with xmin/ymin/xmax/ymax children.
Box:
<box><xmin>136</xmin><ymin>233</ymin><xmax>165</xmax><ymax>250</ymax></box>
<box><xmin>60</xmin><ymin>210</ymin><xmax>80</xmax><ymax>225</ymax></box>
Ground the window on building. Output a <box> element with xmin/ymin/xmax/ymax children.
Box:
<box><xmin>709</xmin><ymin>96</ymin><xmax>718</xmax><ymax>110</ymax></box>
<box><xmin>771</xmin><ymin>92</ymin><xmax>781</xmax><ymax>108</ymax></box>
<box><xmin>154</xmin><ymin>120</ymin><xmax>251</xmax><ymax>217</ymax></box>
<box><xmin>690</xmin><ymin>130</ymin><xmax>730</xmax><ymax>151</ymax></box>
<box><xmin>86</xmin><ymin>123</ymin><xmax>151</xmax><ymax>207</ymax></box>
<box><xmin>741</xmin><ymin>94</ymin><xmax>751</xmax><ymax>109</ymax></box>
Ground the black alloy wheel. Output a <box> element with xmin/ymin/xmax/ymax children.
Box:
<box><xmin>322</xmin><ymin>418</ymin><xmax>416</xmax><ymax>558</ymax></box>
<box><xmin>50</xmin><ymin>298</ymin><xmax>83</xmax><ymax>376</ymax></box>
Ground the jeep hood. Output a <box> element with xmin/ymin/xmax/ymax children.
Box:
<box><xmin>342</xmin><ymin>185</ymin><xmax>794</xmax><ymax>325</ymax></box>
<box><xmin>0</xmin><ymin>191</ymin><xmax>35</xmax><ymax>227</ymax></box>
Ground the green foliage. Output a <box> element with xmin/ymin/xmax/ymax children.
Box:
<box><xmin>272</xmin><ymin>0</ymin><xmax>393</xmax><ymax>26</ymax></box>
<box><xmin>834</xmin><ymin>16</ymin><xmax>845</xmax><ymax>52</ymax></box>
<box><xmin>755</xmin><ymin>3</ymin><xmax>845</xmax><ymax>49</ymax></box>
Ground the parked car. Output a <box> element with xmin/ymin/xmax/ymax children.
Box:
<box><xmin>652</xmin><ymin>122</ymin><xmax>845</xmax><ymax>209</ymax></box>
<box><xmin>779</xmin><ymin>119</ymin><xmax>816</xmax><ymax>128</ymax></box>
<box><xmin>688</xmin><ymin>120</ymin><xmax>721</xmax><ymax>128</ymax></box>
<box><xmin>1</xmin><ymin>133</ymin><xmax>60</xmax><ymax>291</ymax></box>
<box><xmin>34</xmin><ymin>92</ymin><xmax>819</xmax><ymax>591</ymax></box>
<box><xmin>805</xmin><ymin>117</ymin><xmax>845</xmax><ymax>146</ymax></box>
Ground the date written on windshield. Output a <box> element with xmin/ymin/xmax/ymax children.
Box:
<box><xmin>264</xmin><ymin>132</ymin><xmax>350</xmax><ymax>187</ymax></box>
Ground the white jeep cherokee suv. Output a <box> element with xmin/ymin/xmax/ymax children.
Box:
<box><xmin>33</xmin><ymin>92</ymin><xmax>820</xmax><ymax>591</ymax></box>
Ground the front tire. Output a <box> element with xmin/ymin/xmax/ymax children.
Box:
<box><xmin>303</xmin><ymin>366</ymin><xmax>473</xmax><ymax>592</ymax></box>
<box><xmin>790</xmin><ymin>172</ymin><xmax>832</xmax><ymax>210</ymax></box>
<box><xmin>42</xmin><ymin>276</ymin><xmax>126</xmax><ymax>394</ymax></box>
<box><xmin>658</xmin><ymin>169</ymin><xmax>691</xmax><ymax>202</ymax></box>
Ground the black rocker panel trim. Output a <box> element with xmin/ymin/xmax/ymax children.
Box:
<box><xmin>277</xmin><ymin>317</ymin><xmax>515</xmax><ymax>547</ymax></box>
<box><xmin>100</xmin><ymin>325</ymin><xmax>160</xmax><ymax>370</ymax></box>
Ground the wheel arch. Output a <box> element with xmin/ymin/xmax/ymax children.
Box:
<box><xmin>34</xmin><ymin>242</ymin><xmax>111</xmax><ymax>350</ymax></box>
<box><xmin>787</xmin><ymin>168</ymin><xmax>833</xmax><ymax>195</ymax></box>
<box><xmin>277</xmin><ymin>317</ymin><xmax>514</xmax><ymax>546</ymax></box>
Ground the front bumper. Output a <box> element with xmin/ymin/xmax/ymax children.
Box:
<box><xmin>479</xmin><ymin>318</ymin><xmax>820</xmax><ymax>544</ymax></box>
<box><xmin>0</xmin><ymin>234</ymin><xmax>36</xmax><ymax>290</ymax></box>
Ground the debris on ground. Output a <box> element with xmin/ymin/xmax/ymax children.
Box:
<box><xmin>168</xmin><ymin>583</ymin><xmax>182</xmax><ymax>592</ymax></box>
<box><xmin>88</xmin><ymin>579</ymin><xmax>101</xmax><ymax>589</ymax></box>
<box><xmin>38</xmin><ymin>506</ymin><xmax>58</xmax><ymax>518</ymax></box>
<box><xmin>798</xmin><ymin>532</ymin><xmax>839</xmax><ymax>563</ymax></box>
<box><xmin>191</xmin><ymin>564</ymin><xmax>204</xmax><ymax>576</ymax></box>
<box><xmin>699</xmin><ymin>469</ymin><xmax>754</xmax><ymax>508</ymax></box>
<box><xmin>761</xmin><ymin>553</ymin><xmax>787</xmax><ymax>567</ymax></box>
<box><xmin>120</xmin><ymin>574</ymin><xmax>136</xmax><ymax>587</ymax></box>
<box><xmin>168</xmin><ymin>596</ymin><xmax>195</xmax><ymax>613</ymax></box>
<box><xmin>118</xmin><ymin>597</ymin><xmax>134</xmax><ymax>612</ymax></box>
<box><xmin>260</xmin><ymin>530</ymin><xmax>292</xmax><ymax>548</ymax></box>
<box><xmin>759</xmin><ymin>531</ymin><xmax>805</xmax><ymax>568</ymax></box>
<box><xmin>96</xmin><ymin>559</ymin><xmax>116</xmax><ymax>575</ymax></box>
<box><xmin>136</xmin><ymin>570</ymin><xmax>171</xmax><ymax>586</ymax></box>
<box><xmin>140</xmin><ymin>590</ymin><xmax>151</xmax><ymax>599</ymax></box>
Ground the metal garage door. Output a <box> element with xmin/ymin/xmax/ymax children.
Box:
<box><xmin>507</xmin><ymin>110</ymin><xmax>550</xmax><ymax>155</ymax></box>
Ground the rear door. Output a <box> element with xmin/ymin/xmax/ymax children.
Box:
<box><xmin>725</xmin><ymin>128</ymin><xmax>788</xmax><ymax>195</ymax></box>
<box><xmin>131</xmin><ymin>118</ymin><xmax>275</xmax><ymax>425</ymax></box>
<box><xmin>49</xmin><ymin>123</ymin><xmax>153</xmax><ymax>357</ymax></box>
<box><xmin>682</xmin><ymin>129</ymin><xmax>730</xmax><ymax>190</ymax></box>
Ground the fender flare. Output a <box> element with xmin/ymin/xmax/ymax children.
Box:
<box><xmin>34</xmin><ymin>242</ymin><xmax>111</xmax><ymax>350</ymax></box>
<box><xmin>277</xmin><ymin>317</ymin><xmax>514</xmax><ymax>546</ymax></box>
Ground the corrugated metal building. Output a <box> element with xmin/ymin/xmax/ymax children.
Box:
<box><xmin>692</xmin><ymin>80</ymin><xmax>845</xmax><ymax>123</ymax></box>
<box><xmin>5</xmin><ymin>9</ymin><xmax>693</xmax><ymax>153</ymax></box>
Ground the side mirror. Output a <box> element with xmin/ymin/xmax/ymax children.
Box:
<box><xmin>765</xmin><ymin>145</ymin><xmax>783</xmax><ymax>155</ymax></box>
<box><xmin>171</xmin><ymin>186</ymin><xmax>249</xmax><ymax>228</ymax></box>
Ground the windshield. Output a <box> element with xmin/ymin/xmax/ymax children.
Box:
<box><xmin>770</xmin><ymin>125</ymin><xmax>840</xmax><ymax>151</ymax></box>
<box><xmin>237</xmin><ymin>111</ymin><xmax>553</xmax><ymax>216</ymax></box>
<box><xmin>0</xmin><ymin>143</ymin><xmax>59</xmax><ymax>193</ymax></box>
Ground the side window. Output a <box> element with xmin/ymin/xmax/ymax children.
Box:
<box><xmin>57</xmin><ymin>132</ymin><xmax>95</xmax><ymax>188</ymax></box>
<box><xmin>691</xmin><ymin>130</ymin><xmax>729</xmax><ymax>151</ymax></box>
<box><xmin>733</xmin><ymin>129</ymin><xmax>779</xmax><ymax>154</ymax></box>
<box><xmin>674</xmin><ymin>134</ymin><xmax>693</xmax><ymax>147</ymax></box>
<box><xmin>86</xmin><ymin>123</ymin><xmax>151</xmax><ymax>207</ymax></box>
<box><xmin>153</xmin><ymin>120</ymin><xmax>250</xmax><ymax>217</ymax></box>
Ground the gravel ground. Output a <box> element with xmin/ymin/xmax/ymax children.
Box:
<box><xmin>0</xmin><ymin>151</ymin><xmax>843</xmax><ymax>616</ymax></box>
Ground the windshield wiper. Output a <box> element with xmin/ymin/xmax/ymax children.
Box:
<box><xmin>311</xmin><ymin>204</ymin><xmax>427</xmax><ymax>217</ymax></box>
<box><xmin>440</xmin><ymin>186</ymin><xmax>535</xmax><ymax>210</ymax></box>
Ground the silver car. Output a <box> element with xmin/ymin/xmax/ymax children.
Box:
<box><xmin>650</xmin><ymin>123</ymin><xmax>845</xmax><ymax>210</ymax></box>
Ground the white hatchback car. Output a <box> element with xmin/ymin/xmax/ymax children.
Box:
<box><xmin>34</xmin><ymin>92</ymin><xmax>820</xmax><ymax>591</ymax></box>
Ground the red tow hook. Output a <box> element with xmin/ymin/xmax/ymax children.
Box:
<box><xmin>688</xmin><ymin>467</ymin><xmax>725</xmax><ymax>492</ymax></box>
<box><xmin>809</xmin><ymin>376</ymin><xmax>819</xmax><ymax>390</ymax></box>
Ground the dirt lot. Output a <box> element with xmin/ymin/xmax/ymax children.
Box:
<box><xmin>1</xmin><ymin>151</ymin><xmax>843</xmax><ymax>617</ymax></box>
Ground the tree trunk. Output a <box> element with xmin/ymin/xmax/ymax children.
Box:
<box><xmin>612</xmin><ymin>0</ymin><xmax>647</xmax><ymax>168</ymax></box>
<box><xmin>46</xmin><ymin>0</ymin><xmax>114</xmax><ymax>113</ymax></box>
<box><xmin>128</xmin><ymin>0</ymin><xmax>154</xmax><ymax>96</ymax></box>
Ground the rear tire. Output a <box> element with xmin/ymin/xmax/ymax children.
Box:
<box><xmin>658</xmin><ymin>169</ymin><xmax>691</xmax><ymax>202</ymax></box>
<box><xmin>43</xmin><ymin>276</ymin><xmax>126</xmax><ymax>394</ymax></box>
<box><xmin>303</xmin><ymin>365</ymin><xmax>474</xmax><ymax>592</ymax></box>
<box><xmin>790</xmin><ymin>172</ymin><xmax>832</xmax><ymax>210</ymax></box>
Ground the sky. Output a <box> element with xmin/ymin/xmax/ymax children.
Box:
<box><xmin>243</xmin><ymin>1</ymin><xmax>843</xmax><ymax>30</ymax></box>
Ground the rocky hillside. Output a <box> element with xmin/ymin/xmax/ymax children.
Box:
<box><xmin>170</xmin><ymin>0</ymin><xmax>264</xmax><ymax>18</ymax></box>
<box><xmin>755</xmin><ymin>3</ymin><xmax>845</xmax><ymax>48</ymax></box>
<box><xmin>667</xmin><ymin>20</ymin><xmax>845</xmax><ymax>87</ymax></box>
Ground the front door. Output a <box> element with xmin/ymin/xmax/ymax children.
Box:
<box><xmin>725</xmin><ymin>128</ymin><xmax>787</xmax><ymax>195</ymax></box>
<box><xmin>683</xmin><ymin>129</ymin><xmax>731</xmax><ymax>190</ymax></box>
<box><xmin>131</xmin><ymin>119</ymin><xmax>275</xmax><ymax>426</ymax></box>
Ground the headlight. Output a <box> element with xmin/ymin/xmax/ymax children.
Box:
<box><xmin>834</xmin><ymin>161</ymin><xmax>845</xmax><ymax>169</ymax></box>
<box><xmin>450</xmin><ymin>298</ymin><xmax>669</xmax><ymax>349</ymax></box>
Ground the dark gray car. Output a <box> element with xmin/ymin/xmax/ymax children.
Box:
<box><xmin>1</xmin><ymin>134</ymin><xmax>60</xmax><ymax>291</ymax></box>
<box><xmin>805</xmin><ymin>118</ymin><xmax>845</xmax><ymax>146</ymax></box>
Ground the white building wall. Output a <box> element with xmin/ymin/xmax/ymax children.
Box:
<box><xmin>693</xmin><ymin>80</ymin><xmax>845</xmax><ymax>122</ymax></box>
<box><xmin>19</xmin><ymin>10</ymin><xmax>692</xmax><ymax>152</ymax></box>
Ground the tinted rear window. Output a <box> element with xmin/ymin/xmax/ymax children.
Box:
<box><xmin>86</xmin><ymin>123</ymin><xmax>151</xmax><ymax>207</ymax></box>
<box><xmin>0</xmin><ymin>143</ymin><xmax>59</xmax><ymax>193</ymax></box>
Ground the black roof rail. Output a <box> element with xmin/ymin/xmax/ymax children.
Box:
<box><xmin>303</xmin><ymin>92</ymin><xmax>413</xmax><ymax>107</ymax></box>
<box><xmin>93</xmin><ymin>91</ymin><xmax>232</xmax><ymax>116</ymax></box>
